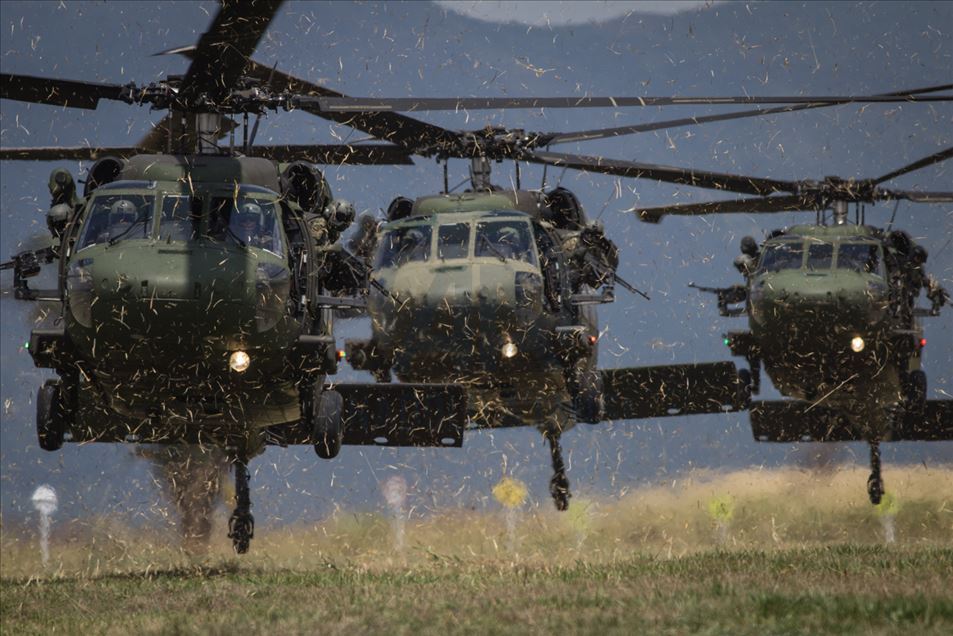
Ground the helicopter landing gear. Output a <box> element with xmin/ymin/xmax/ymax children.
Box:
<box><xmin>313</xmin><ymin>389</ymin><xmax>343</xmax><ymax>460</ymax></box>
<box><xmin>36</xmin><ymin>379</ymin><xmax>68</xmax><ymax>451</ymax></box>
<box><xmin>545</xmin><ymin>428</ymin><xmax>571</xmax><ymax>511</ymax></box>
<box><xmin>866</xmin><ymin>440</ymin><xmax>884</xmax><ymax>505</ymax></box>
<box><xmin>902</xmin><ymin>370</ymin><xmax>927</xmax><ymax>416</ymax></box>
<box><xmin>227</xmin><ymin>457</ymin><xmax>254</xmax><ymax>554</ymax></box>
<box><xmin>570</xmin><ymin>367</ymin><xmax>604</xmax><ymax>424</ymax></box>
<box><xmin>748</xmin><ymin>357</ymin><xmax>762</xmax><ymax>395</ymax></box>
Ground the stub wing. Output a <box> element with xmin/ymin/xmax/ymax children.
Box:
<box><xmin>750</xmin><ymin>400</ymin><xmax>953</xmax><ymax>442</ymax></box>
<box><xmin>601</xmin><ymin>361</ymin><xmax>748</xmax><ymax>421</ymax></box>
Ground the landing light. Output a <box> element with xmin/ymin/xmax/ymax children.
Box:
<box><xmin>850</xmin><ymin>336</ymin><xmax>865</xmax><ymax>353</ymax></box>
<box><xmin>229</xmin><ymin>350</ymin><xmax>251</xmax><ymax>372</ymax></box>
<box><xmin>501</xmin><ymin>342</ymin><xmax>518</xmax><ymax>359</ymax></box>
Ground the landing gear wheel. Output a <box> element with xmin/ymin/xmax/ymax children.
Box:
<box><xmin>867</xmin><ymin>475</ymin><xmax>884</xmax><ymax>506</ymax></box>
<box><xmin>313</xmin><ymin>389</ymin><xmax>343</xmax><ymax>459</ymax></box>
<box><xmin>36</xmin><ymin>380</ymin><xmax>66</xmax><ymax>452</ymax></box>
<box><xmin>228</xmin><ymin>512</ymin><xmax>255</xmax><ymax>555</ymax></box>
<box><xmin>545</xmin><ymin>429</ymin><xmax>571</xmax><ymax>511</ymax></box>
<box><xmin>227</xmin><ymin>459</ymin><xmax>254</xmax><ymax>554</ymax></box>
<box><xmin>550</xmin><ymin>473</ymin><xmax>571</xmax><ymax>511</ymax></box>
<box><xmin>867</xmin><ymin>440</ymin><xmax>884</xmax><ymax>506</ymax></box>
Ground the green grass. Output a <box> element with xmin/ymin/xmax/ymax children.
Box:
<box><xmin>3</xmin><ymin>466</ymin><xmax>952</xmax><ymax>634</ymax></box>
<box><xmin>2</xmin><ymin>547</ymin><xmax>952</xmax><ymax>635</ymax></box>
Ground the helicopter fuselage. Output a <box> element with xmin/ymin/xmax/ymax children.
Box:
<box><xmin>27</xmin><ymin>155</ymin><xmax>337</xmax><ymax>449</ymax></box>
<box><xmin>729</xmin><ymin>224</ymin><xmax>929</xmax><ymax>428</ymax></box>
<box><xmin>354</xmin><ymin>197</ymin><xmax>601</xmax><ymax>429</ymax></box>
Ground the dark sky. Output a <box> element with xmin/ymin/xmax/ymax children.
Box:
<box><xmin>1</xmin><ymin>1</ymin><xmax>950</xmax><ymax>527</ymax></box>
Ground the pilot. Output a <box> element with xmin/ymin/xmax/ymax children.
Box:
<box><xmin>234</xmin><ymin>202</ymin><xmax>271</xmax><ymax>248</ymax></box>
<box><xmin>496</xmin><ymin>226</ymin><xmax>524</xmax><ymax>260</ymax></box>
<box><xmin>103</xmin><ymin>199</ymin><xmax>137</xmax><ymax>240</ymax></box>
<box><xmin>733</xmin><ymin>236</ymin><xmax>760</xmax><ymax>278</ymax></box>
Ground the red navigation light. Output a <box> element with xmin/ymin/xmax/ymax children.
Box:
<box><xmin>919</xmin><ymin>338</ymin><xmax>927</xmax><ymax>348</ymax></box>
<box><xmin>588</xmin><ymin>335</ymin><xmax>598</xmax><ymax>346</ymax></box>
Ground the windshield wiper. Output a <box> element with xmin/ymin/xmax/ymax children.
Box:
<box><xmin>478</xmin><ymin>234</ymin><xmax>507</xmax><ymax>263</ymax></box>
<box><xmin>108</xmin><ymin>217</ymin><xmax>150</xmax><ymax>246</ymax></box>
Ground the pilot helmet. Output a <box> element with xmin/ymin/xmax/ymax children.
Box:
<box><xmin>110</xmin><ymin>199</ymin><xmax>136</xmax><ymax>224</ymax></box>
<box><xmin>498</xmin><ymin>225</ymin><xmax>521</xmax><ymax>244</ymax></box>
<box><xmin>237</xmin><ymin>202</ymin><xmax>263</xmax><ymax>227</ymax></box>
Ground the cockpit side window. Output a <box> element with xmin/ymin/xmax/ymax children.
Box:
<box><xmin>758</xmin><ymin>241</ymin><xmax>803</xmax><ymax>273</ymax></box>
<box><xmin>77</xmin><ymin>194</ymin><xmax>155</xmax><ymax>249</ymax></box>
<box><xmin>437</xmin><ymin>223</ymin><xmax>470</xmax><ymax>260</ymax></box>
<box><xmin>475</xmin><ymin>220</ymin><xmax>536</xmax><ymax>265</ymax></box>
<box><xmin>837</xmin><ymin>243</ymin><xmax>883</xmax><ymax>276</ymax></box>
<box><xmin>374</xmin><ymin>226</ymin><xmax>433</xmax><ymax>269</ymax></box>
<box><xmin>806</xmin><ymin>242</ymin><xmax>834</xmax><ymax>271</ymax></box>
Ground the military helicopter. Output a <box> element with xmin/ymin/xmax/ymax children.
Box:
<box><xmin>634</xmin><ymin>152</ymin><xmax>953</xmax><ymax>504</ymax></box>
<box><xmin>4</xmin><ymin>0</ymin><xmax>951</xmax><ymax>552</ymax></box>
<box><xmin>208</xmin><ymin>66</ymin><xmax>953</xmax><ymax>512</ymax></box>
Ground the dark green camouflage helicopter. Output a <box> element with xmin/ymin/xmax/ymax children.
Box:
<box><xmin>3</xmin><ymin>0</ymin><xmax>951</xmax><ymax>552</ymax></box>
<box><xmin>635</xmin><ymin>152</ymin><xmax>953</xmax><ymax>504</ymax></box>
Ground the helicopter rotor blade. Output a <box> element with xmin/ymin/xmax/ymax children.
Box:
<box><xmin>525</xmin><ymin>150</ymin><xmax>800</xmax><ymax>196</ymax></box>
<box><xmin>0</xmin><ymin>146</ymin><xmax>142</xmax><ymax>161</ymax></box>
<box><xmin>248</xmin><ymin>144</ymin><xmax>414</xmax><ymax>165</ymax></box>
<box><xmin>632</xmin><ymin>195</ymin><xmax>818</xmax><ymax>223</ymax></box>
<box><xmin>0</xmin><ymin>73</ymin><xmax>127</xmax><ymax>110</ymax></box>
<box><xmin>876</xmin><ymin>189</ymin><xmax>953</xmax><ymax>203</ymax></box>
<box><xmin>872</xmin><ymin>147</ymin><xmax>953</xmax><ymax>186</ymax></box>
<box><xmin>541</xmin><ymin>84</ymin><xmax>953</xmax><ymax>147</ymax></box>
<box><xmin>177</xmin><ymin>0</ymin><xmax>284</xmax><ymax>104</ymax></box>
<box><xmin>312</xmin><ymin>92</ymin><xmax>953</xmax><ymax>113</ymax></box>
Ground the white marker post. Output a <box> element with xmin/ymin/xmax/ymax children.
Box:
<box><xmin>31</xmin><ymin>485</ymin><xmax>58</xmax><ymax>566</ymax></box>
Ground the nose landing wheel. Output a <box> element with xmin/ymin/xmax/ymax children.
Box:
<box><xmin>227</xmin><ymin>458</ymin><xmax>254</xmax><ymax>554</ymax></box>
<box><xmin>312</xmin><ymin>388</ymin><xmax>343</xmax><ymax>460</ymax></box>
<box><xmin>867</xmin><ymin>440</ymin><xmax>884</xmax><ymax>505</ymax></box>
<box><xmin>545</xmin><ymin>429</ymin><xmax>571</xmax><ymax>511</ymax></box>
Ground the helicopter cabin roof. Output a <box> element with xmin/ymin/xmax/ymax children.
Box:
<box><xmin>772</xmin><ymin>224</ymin><xmax>880</xmax><ymax>241</ymax></box>
<box><xmin>412</xmin><ymin>190</ymin><xmax>541</xmax><ymax>217</ymax></box>
<box><xmin>119</xmin><ymin>154</ymin><xmax>281</xmax><ymax>193</ymax></box>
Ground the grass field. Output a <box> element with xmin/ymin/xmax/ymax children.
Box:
<box><xmin>2</xmin><ymin>466</ymin><xmax>952</xmax><ymax>634</ymax></box>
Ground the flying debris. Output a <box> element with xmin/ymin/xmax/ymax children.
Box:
<box><xmin>3</xmin><ymin>0</ymin><xmax>951</xmax><ymax>554</ymax></box>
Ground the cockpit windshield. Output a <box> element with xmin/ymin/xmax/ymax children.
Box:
<box><xmin>475</xmin><ymin>220</ymin><xmax>536</xmax><ymax>265</ymax></box>
<box><xmin>374</xmin><ymin>226</ymin><xmax>432</xmax><ymax>268</ymax></box>
<box><xmin>837</xmin><ymin>243</ymin><xmax>883</xmax><ymax>276</ymax></box>
<box><xmin>209</xmin><ymin>196</ymin><xmax>285</xmax><ymax>255</ymax></box>
<box><xmin>758</xmin><ymin>241</ymin><xmax>803</xmax><ymax>273</ymax></box>
<box><xmin>77</xmin><ymin>194</ymin><xmax>155</xmax><ymax>249</ymax></box>
<box><xmin>806</xmin><ymin>242</ymin><xmax>834</xmax><ymax>272</ymax></box>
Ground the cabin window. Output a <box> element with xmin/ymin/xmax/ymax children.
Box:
<box><xmin>806</xmin><ymin>242</ymin><xmax>834</xmax><ymax>271</ymax></box>
<box><xmin>758</xmin><ymin>241</ymin><xmax>803</xmax><ymax>273</ymax></box>
<box><xmin>77</xmin><ymin>194</ymin><xmax>155</xmax><ymax>249</ymax></box>
<box><xmin>159</xmin><ymin>195</ymin><xmax>200</xmax><ymax>241</ymax></box>
<box><xmin>837</xmin><ymin>243</ymin><xmax>882</xmax><ymax>275</ymax></box>
<box><xmin>374</xmin><ymin>226</ymin><xmax>432</xmax><ymax>268</ymax></box>
<box><xmin>475</xmin><ymin>220</ymin><xmax>537</xmax><ymax>265</ymax></box>
<box><xmin>209</xmin><ymin>196</ymin><xmax>285</xmax><ymax>255</ymax></box>
<box><xmin>437</xmin><ymin>223</ymin><xmax>470</xmax><ymax>260</ymax></box>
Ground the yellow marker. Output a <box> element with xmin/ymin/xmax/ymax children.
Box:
<box><xmin>493</xmin><ymin>477</ymin><xmax>528</xmax><ymax>509</ymax></box>
<box><xmin>875</xmin><ymin>492</ymin><xmax>900</xmax><ymax>516</ymax></box>
<box><xmin>707</xmin><ymin>495</ymin><xmax>735</xmax><ymax>523</ymax></box>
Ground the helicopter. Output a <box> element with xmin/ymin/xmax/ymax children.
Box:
<box><xmin>4</xmin><ymin>0</ymin><xmax>951</xmax><ymax>553</ymax></box>
<box><xmin>195</xmin><ymin>64</ymin><xmax>953</xmax><ymax>513</ymax></box>
<box><xmin>634</xmin><ymin>153</ymin><xmax>953</xmax><ymax>504</ymax></box>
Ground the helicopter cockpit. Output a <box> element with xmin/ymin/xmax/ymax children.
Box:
<box><xmin>77</xmin><ymin>188</ymin><xmax>155</xmax><ymax>248</ymax></box>
<box><xmin>373</xmin><ymin>214</ymin><xmax>538</xmax><ymax>270</ymax></box>
<box><xmin>757</xmin><ymin>238</ymin><xmax>885</xmax><ymax>277</ymax></box>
